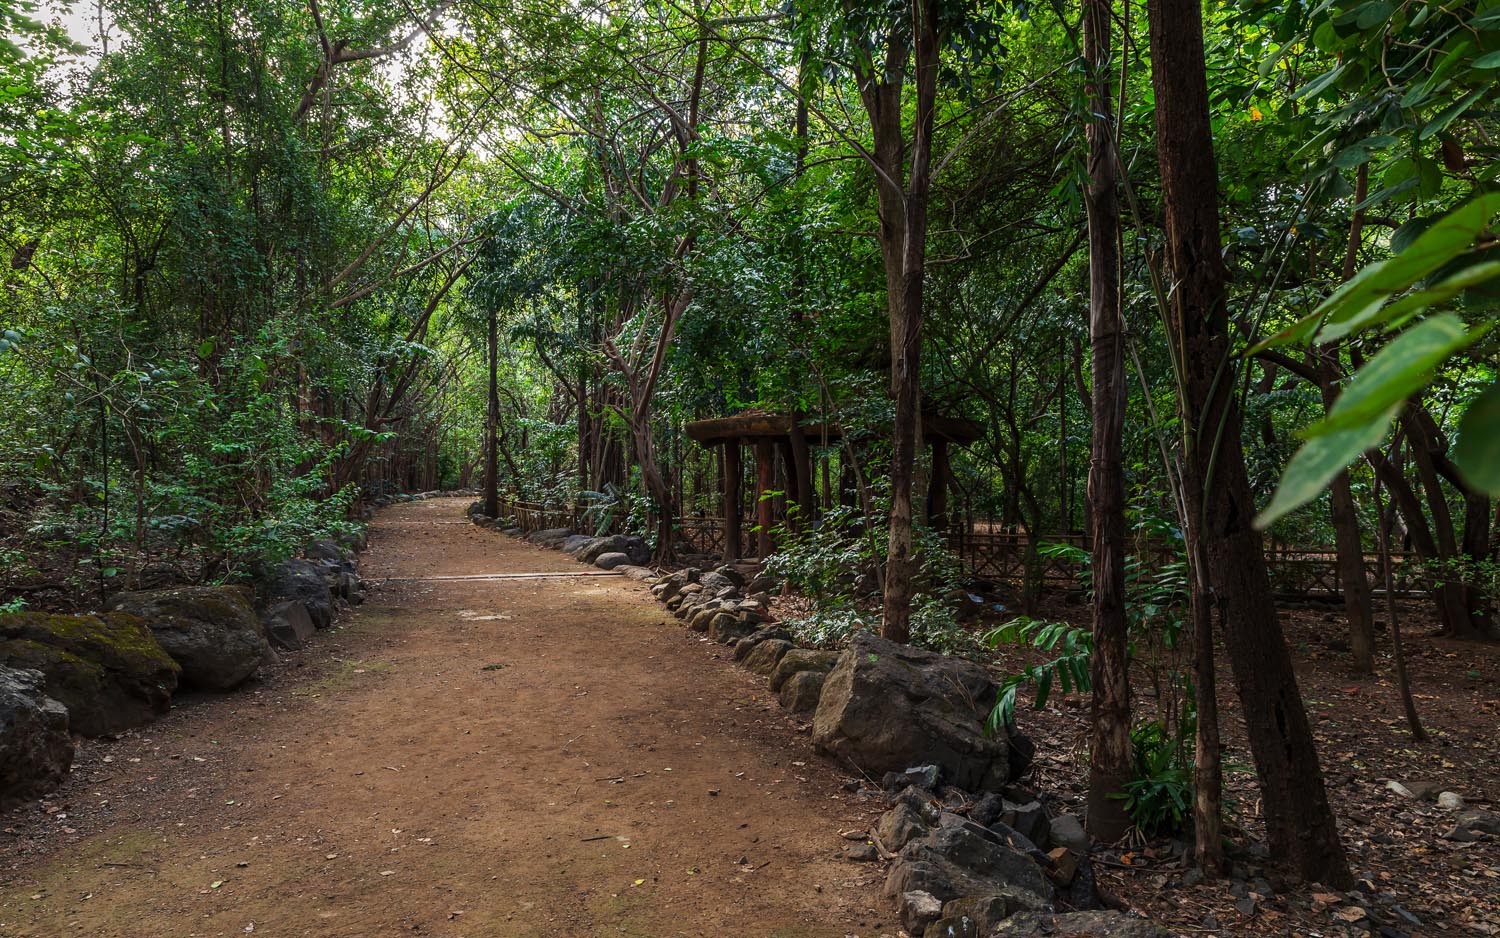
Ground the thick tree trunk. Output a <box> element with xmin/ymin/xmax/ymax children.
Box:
<box><xmin>1082</xmin><ymin>0</ymin><xmax>1132</xmax><ymax>845</ymax></box>
<box><xmin>1146</xmin><ymin>0</ymin><xmax>1351</xmax><ymax>886</ymax></box>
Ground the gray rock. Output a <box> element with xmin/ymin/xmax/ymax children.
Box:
<box><xmin>0</xmin><ymin>666</ymin><xmax>73</xmax><ymax>807</ymax></box>
<box><xmin>525</xmin><ymin>527</ymin><xmax>575</xmax><ymax>549</ymax></box>
<box><xmin>924</xmin><ymin>915</ymin><xmax>980</xmax><ymax>938</ymax></box>
<box><xmin>709</xmin><ymin>613</ymin><xmax>756</xmax><ymax>644</ymax></box>
<box><xmin>731</xmin><ymin>627</ymin><xmax>792</xmax><ymax>662</ymax></box>
<box><xmin>616</xmin><ymin>565</ymin><xmax>658</xmax><ymax>581</ymax></box>
<box><xmin>885</xmin><ymin>765</ymin><xmax>942</xmax><ymax>791</ymax></box>
<box><xmin>303</xmin><ymin>538</ymin><xmax>351</xmax><ymax>568</ymax></box>
<box><xmin>261</xmin><ymin>600</ymin><xmax>316</xmax><ymax>650</ymax></box>
<box><xmin>620</xmin><ymin>536</ymin><xmax>650</xmax><ymax>565</ymax></box>
<box><xmin>0</xmin><ymin>611</ymin><xmax>179</xmax><ymax>736</ymax></box>
<box><xmin>885</xmin><ymin>817</ymin><xmax>1053</xmax><ymax>916</ymax></box>
<box><xmin>577</xmin><ymin>534</ymin><xmax>627</xmax><ymax>563</ymax></box>
<box><xmin>743</xmin><ymin>639</ymin><xmax>792</xmax><ymax>675</ymax></box>
<box><xmin>561</xmin><ymin>534</ymin><xmax>595</xmax><ymax>554</ymax></box>
<box><xmin>778</xmin><ymin>669</ymin><xmax>827</xmax><ymax>713</ymax></box>
<box><xmin>813</xmin><ymin>632</ymin><xmax>1028</xmax><ymax>790</ymax></box>
<box><xmin>107</xmin><ymin>586</ymin><xmax>270</xmax><ymax>691</ymax></box>
<box><xmin>876</xmin><ymin>803</ymin><xmax>930</xmax><ymax>852</ymax></box>
<box><xmin>1443</xmin><ymin>808</ymin><xmax>1500</xmax><ymax>840</ymax></box>
<box><xmin>846</xmin><ymin>842</ymin><xmax>880</xmax><ymax>862</ymax></box>
<box><xmin>941</xmin><ymin>890</ymin><xmax>1046</xmax><ymax>931</ymax></box>
<box><xmin>269</xmin><ymin>558</ymin><xmax>335</xmax><ymax>630</ymax></box>
<box><xmin>711</xmin><ymin>565</ymin><xmax>746</xmax><ymax>588</ymax></box>
<box><xmin>992</xmin><ymin>911</ymin><xmax>1170</xmax><ymax>937</ymax></box>
<box><xmin>769</xmin><ymin>648</ymin><xmax>839</xmax><ymax>692</ymax></box>
<box><xmin>1049</xmin><ymin>813</ymin><xmax>1088</xmax><ymax>855</ymax></box>
<box><xmin>1437</xmin><ymin>791</ymin><xmax>1465</xmax><ymax>811</ymax></box>
<box><xmin>901</xmin><ymin>890</ymin><xmax>944</xmax><ymax>936</ymax></box>
<box><xmin>1002</xmin><ymin>800</ymin><xmax>1049</xmax><ymax>849</ymax></box>
<box><xmin>698</xmin><ymin>571</ymin><xmax>738</xmax><ymax>593</ymax></box>
<box><xmin>969</xmin><ymin>792</ymin><xmax>1004</xmax><ymax>827</ymax></box>
<box><xmin>594</xmin><ymin>551</ymin><xmax>630</xmax><ymax>570</ymax></box>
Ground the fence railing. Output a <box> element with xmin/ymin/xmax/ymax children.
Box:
<box><xmin>490</xmin><ymin>499</ymin><xmax>1431</xmax><ymax>599</ymax></box>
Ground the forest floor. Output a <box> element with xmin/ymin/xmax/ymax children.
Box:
<box><xmin>0</xmin><ymin>497</ymin><xmax>894</xmax><ymax>938</ymax></box>
<box><xmin>987</xmin><ymin>595</ymin><xmax>1500</xmax><ymax>936</ymax></box>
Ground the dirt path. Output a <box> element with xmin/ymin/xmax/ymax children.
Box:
<box><xmin>0</xmin><ymin>498</ymin><xmax>893</xmax><ymax>938</ymax></box>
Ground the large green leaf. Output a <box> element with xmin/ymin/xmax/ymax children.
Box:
<box><xmin>1315</xmin><ymin>261</ymin><xmax>1500</xmax><ymax>343</ymax></box>
<box><xmin>1253</xmin><ymin>196</ymin><xmax>1500</xmax><ymax>355</ymax></box>
<box><xmin>1257</xmin><ymin>405</ymin><xmax>1400</xmax><ymax>528</ymax></box>
<box><xmin>1308</xmin><ymin>314</ymin><xmax>1479</xmax><ymax>436</ymax></box>
<box><xmin>1453</xmin><ymin>382</ymin><xmax>1500</xmax><ymax>494</ymax></box>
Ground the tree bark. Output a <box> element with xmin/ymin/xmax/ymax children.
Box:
<box><xmin>1146</xmin><ymin>0</ymin><xmax>1351</xmax><ymax>886</ymax></box>
<box><xmin>483</xmin><ymin>303</ymin><xmax>499</xmax><ymax>518</ymax></box>
<box><xmin>1082</xmin><ymin>0</ymin><xmax>1132</xmax><ymax>845</ymax></box>
<box><xmin>858</xmin><ymin>0</ymin><xmax>940</xmax><ymax>644</ymax></box>
<box><xmin>1315</xmin><ymin>354</ymin><xmax>1376</xmax><ymax>672</ymax></box>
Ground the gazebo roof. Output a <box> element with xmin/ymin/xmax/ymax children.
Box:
<box><xmin>685</xmin><ymin>411</ymin><xmax>981</xmax><ymax>446</ymax></box>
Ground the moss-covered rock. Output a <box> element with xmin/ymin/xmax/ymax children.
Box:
<box><xmin>0</xmin><ymin>611</ymin><xmax>179</xmax><ymax>736</ymax></box>
<box><xmin>107</xmin><ymin>586</ymin><xmax>270</xmax><ymax>691</ymax></box>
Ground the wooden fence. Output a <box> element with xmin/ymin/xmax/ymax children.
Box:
<box><xmin>492</xmin><ymin>500</ymin><xmax>1429</xmax><ymax>599</ymax></box>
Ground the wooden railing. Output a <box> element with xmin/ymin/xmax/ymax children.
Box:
<box><xmin>492</xmin><ymin>500</ymin><xmax>1432</xmax><ymax>600</ymax></box>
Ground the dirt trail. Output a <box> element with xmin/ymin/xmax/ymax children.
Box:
<box><xmin>0</xmin><ymin>498</ymin><xmax>893</xmax><ymax>938</ymax></box>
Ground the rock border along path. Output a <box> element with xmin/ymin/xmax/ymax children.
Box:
<box><xmin>0</xmin><ymin>496</ymin><xmax>894</xmax><ymax>937</ymax></box>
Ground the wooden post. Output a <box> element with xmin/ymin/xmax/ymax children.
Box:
<box><xmin>775</xmin><ymin>440</ymin><xmax>794</xmax><ymax>523</ymax></box>
<box><xmin>788</xmin><ymin>419</ymin><xmax>816</xmax><ymax>524</ymax></box>
<box><xmin>931</xmin><ymin>438</ymin><xmax>951</xmax><ymax>532</ymax></box>
<box><xmin>755</xmin><ymin>440</ymin><xmax>776</xmax><ymax>559</ymax></box>
<box><xmin>724</xmin><ymin>441</ymin><xmax>742</xmax><ymax>561</ymax></box>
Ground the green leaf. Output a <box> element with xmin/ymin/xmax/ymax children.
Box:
<box><xmin>1453</xmin><ymin>382</ymin><xmax>1500</xmax><ymax>494</ymax></box>
<box><xmin>1308</xmin><ymin>314</ymin><xmax>1479</xmax><ymax>437</ymax></box>
<box><xmin>1474</xmin><ymin>51</ymin><xmax>1500</xmax><ymax>69</ymax></box>
<box><xmin>1315</xmin><ymin>262</ymin><xmax>1500</xmax><ymax>343</ymax></box>
<box><xmin>1257</xmin><ymin>405</ymin><xmax>1399</xmax><ymax>528</ymax></box>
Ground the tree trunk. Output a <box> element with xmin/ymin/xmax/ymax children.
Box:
<box><xmin>1082</xmin><ymin>0</ymin><xmax>1132</xmax><ymax>845</ymax></box>
<box><xmin>1316</xmin><ymin>355</ymin><xmax>1376</xmax><ymax>672</ymax></box>
<box><xmin>483</xmin><ymin>304</ymin><xmax>499</xmax><ymax>518</ymax></box>
<box><xmin>863</xmin><ymin>0</ymin><xmax>939</xmax><ymax>644</ymax></box>
<box><xmin>1146</xmin><ymin>0</ymin><xmax>1351</xmax><ymax>886</ymax></box>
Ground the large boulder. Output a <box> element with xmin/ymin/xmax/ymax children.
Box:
<box><xmin>594</xmin><ymin>552</ymin><xmax>630</xmax><ymax>570</ymax></box>
<box><xmin>0</xmin><ymin>666</ymin><xmax>73</xmax><ymax>806</ymax></box>
<box><xmin>814</xmin><ymin>632</ymin><xmax>1026</xmax><ymax>790</ymax></box>
<box><xmin>525</xmin><ymin>528</ymin><xmax>574</xmax><ymax>548</ymax></box>
<box><xmin>108</xmin><ymin>586</ymin><xmax>270</xmax><ymax>690</ymax></box>
<box><xmin>268</xmin><ymin>559</ymin><xmax>335</xmax><ymax>630</ymax></box>
<box><xmin>578</xmin><ymin>534</ymin><xmax>650</xmax><ymax>566</ymax></box>
<box><xmin>0</xmin><ymin>611</ymin><xmax>179</xmax><ymax>736</ymax></box>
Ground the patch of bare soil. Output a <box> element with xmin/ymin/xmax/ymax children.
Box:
<box><xmin>988</xmin><ymin>597</ymin><xmax>1500</xmax><ymax>937</ymax></box>
<box><xmin>0</xmin><ymin>497</ymin><xmax>894</xmax><ymax>938</ymax></box>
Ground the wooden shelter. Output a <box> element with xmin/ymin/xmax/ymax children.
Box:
<box><xmin>684</xmin><ymin>411</ymin><xmax>981</xmax><ymax>561</ymax></box>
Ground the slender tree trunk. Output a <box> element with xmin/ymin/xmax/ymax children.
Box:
<box><xmin>1316</xmin><ymin>355</ymin><xmax>1376</xmax><ymax>672</ymax></box>
<box><xmin>1146</xmin><ymin>0</ymin><xmax>1351</xmax><ymax>886</ymax></box>
<box><xmin>483</xmin><ymin>305</ymin><xmax>499</xmax><ymax>518</ymax></box>
<box><xmin>1082</xmin><ymin>0</ymin><xmax>1132</xmax><ymax>844</ymax></box>
<box><xmin>1373</xmin><ymin>479</ymin><xmax>1427</xmax><ymax>741</ymax></box>
<box><xmin>865</xmin><ymin>0</ymin><xmax>939</xmax><ymax>644</ymax></box>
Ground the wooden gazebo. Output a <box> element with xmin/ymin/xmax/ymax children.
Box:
<box><xmin>685</xmin><ymin>411</ymin><xmax>981</xmax><ymax>561</ymax></box>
